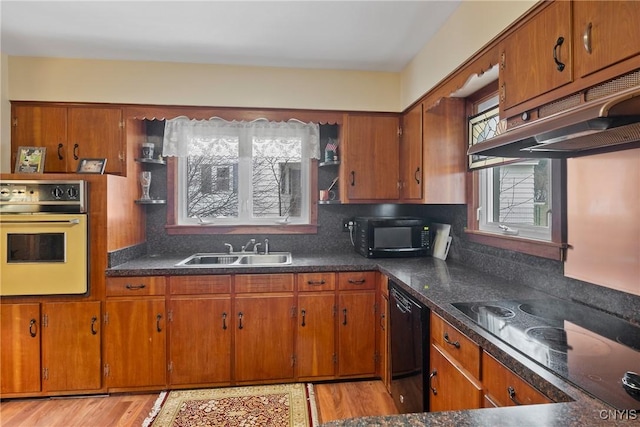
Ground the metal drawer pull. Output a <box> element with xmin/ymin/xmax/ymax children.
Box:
<box><xmin>222</xmin><ymin>312</ymin><xmax>227</xmax><ymax>330</ymax></box>
<box><xmin>429</xmin><ymin>370</ymin><xmax>438</xmax><ymax>395</ymax></box>
<box><xmin>73</xmin><ymin>143</ymin><xmax>79</xmax><ymax>160</ymax></box>
<box><xmin>443</xmin><ymin>332</ymin><xmax>460</xmax><ymax>348</ymax></box>
<box><xmin>583</xmin><ymin>22</ymin><xmax>592</xmax><ymax>54</ymax></box>
<box><xmin>348</xmin><ymin>278</ymin><xmax>366</xmax><ymax>285</ymax></box>
<box><xmin>91</xmin><ymin>316</ymin><xmax>98</xmax><ymax>335</ymax></box>
<box><xmin>342</xmin><ymin>308</ymin><xmax>348</xmax><ymax>325</ymax></box>
<box><xmin>125</xmin><ymin>283</ymin><xmax>146</xmax><ymax>290</ymax></box>
<box><xmin>156</xmin><ymin>314</ymin><xmax>163</xmax><ymax>332</ymax></box>
<box><xmin>29</xmin><ymin>318</ymin><xmax>37</xmax><ymax>338</ymax></box>
<box><xmin>301</xmin><ymin>309</ymin><xmax>306</xmax><ymax>327</ymax></box>
<box><xmin>307</xmin><ymin>280</ymin><xmax>326</xmax><ymax>285</ymax></box>
<box><xmin>553</xmin><ymin>36</ymin><xmax>566</xmax><ymax>71</ymax></box>
<box><xmin>238</xmin><ymin>312</ymin><xmax>244</xmax><ymax>330</ymax></box>
<box><xmin>508</xmin><ymin>386</ymin><xmax>523</xmax><ymax>405</ymax></box>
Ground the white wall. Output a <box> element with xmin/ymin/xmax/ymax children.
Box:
<box><xmin>1</xmin><ymin>54</ymin><xmax>10</xmax><ymax>172</ymax></box>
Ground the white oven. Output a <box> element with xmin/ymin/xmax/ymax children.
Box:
<box><xmin>0</xmin><ymin>180</ymin><xmax>88</xmax><ymax>296</ymax></box>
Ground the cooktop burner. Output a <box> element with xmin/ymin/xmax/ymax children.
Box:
<box><xmin>451</xmin><ymin>298</ymin><xmax>640</xmax><ymax>410</ymax></box>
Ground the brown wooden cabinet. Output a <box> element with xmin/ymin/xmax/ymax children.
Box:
<box><xmin>0</xmin><ymin>302</ymin><xmax>102</xmax><ymax>396</ymax></box>
<box><xmin>296</xmin><ymin>273</ymin><xmax>336</xmax><ymax>380</ymax></box>
<box><xmin>337</xmin><ymin>272</ymin><xmax>377</xmax><ymax>377</ymax></box>
<box><xmin>573</xmin><ymin>1</ymin><xmax>640</xmax><ymax>78</ymax></box>
<box><xmin>1</xmin><ymin>303</ymin><xmax>41</xmax><ymax>394</ymax></box>
<box><xmin>399</xmin><ymin>103</ymin><xmax>423</xmax><ymax>201</ymax></box>
<box><xmin>422</xmin><ymin>98</ymin><xmax>466</xmax><ymax>204</ymax></box>
<box><xmin>11</xmin><ymin>103</ymin><xmax>124</xmax><ymax>174</ymax></box>
<box><xmin>41</xmin><ymin>302</ymin><xmax>101</xmax><ymax>392</ymax></box>
<box><xmin>167</xmin><ymin>275</ymin><xmax>232</xmax><ymax>386</ymax></box>
<box><xmin>499</xmin><ymin>1</ymin><xmax>572</xmax><ymax>111</ymax></box>
<box><xmin>234</xmin><ymin>274</ymin><xmax>295</xmax><ymax>383</ymax></box>
<box><xmin>104</xmin><ymin>276</ymin><xmax>166</xmax><ymax>390</ymax></box>
<box><xmin>343</xmin><ymin>114</ymin><xmax>400</xmax><ymax>202</ymax></box>
<box><xmin>482</xmin><ymin>352</ymin><xmax>553</xmax><ymax>407</ymax></box>
<box><xmin>377</xmin><ymin>274</ymin><xmax>390</xmax><ymax>392</ymax></box>
<box><xmin>429</xmin><ymin>313</ymin><xmax>482</xmax><ymax>412</ymax></box>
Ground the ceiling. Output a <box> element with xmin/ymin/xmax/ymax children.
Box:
<box><xmin>1</xmin><ymin>1</ymin><xmax>462</xmax><ymax>72</ymax></box>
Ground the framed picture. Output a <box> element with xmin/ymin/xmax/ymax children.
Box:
<box><xmin>14</xmin><ymin>146</ymin><xmax>46</xmax><ymax>173</ymax></box>
<box><xmin>77</xmin><ymin>158</ymin><xmax>107</xmax><ymax>174</ymax></box>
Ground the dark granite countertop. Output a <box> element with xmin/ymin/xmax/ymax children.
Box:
<box><xmin>107</xmin><ymin>253</ymin><xmax>639</xmax><ymax>426</ymax></box>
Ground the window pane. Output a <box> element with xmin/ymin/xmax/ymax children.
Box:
<box><xmin>251</xmin><ymin>136</ymin><xmax>302</xmax><ymax>218</ymax></box>
<box><xmin>186</xmin><ymin>137</ymin><xmax>239</xmax><ymax>219</ymax></box>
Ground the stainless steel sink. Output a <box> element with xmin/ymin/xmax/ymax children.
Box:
<box><xmin>175</xmin><ymin>252</ymin><xmax>292</xmax><ymax>267</ymax></box>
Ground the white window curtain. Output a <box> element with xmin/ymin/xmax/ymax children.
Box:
<box><xmin>162</xmin><ymin>116</ymin><xmax>320</xmax><ymax>159</ymax></box>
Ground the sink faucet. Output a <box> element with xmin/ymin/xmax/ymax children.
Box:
<box><xmin>241</xmin><ymin>238</ymin><xmax>256</xmax><ymax>253</ymax></box>
<box><xmin>264</xmin><ymin>238</ymin><xmax>269</xmax><ymax>254</ymax></box>
<box><xmin>224</xmin><ymin>243</ymin><xmax>234</xmax><ymax>254</ymax></box>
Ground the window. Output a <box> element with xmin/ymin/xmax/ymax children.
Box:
<box><xmin>163</xmin><ymin>117</ymin><xmax>319</xmax><ymax>227</ymax></box>
<box><xmin>466</xmin><ymin>91</ymin><xmax>565</xmax><ymax>259</ymax></box>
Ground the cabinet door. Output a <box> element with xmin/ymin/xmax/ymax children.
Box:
<box><xmin>500</xmin><ymin>1</ymin><xmax>572</xmax><ymax>110</ymax></box>
<box><xmin>400</xmin><ymin>102</ymin><xmax>423</xmax><ymax>201</ymax></box>
<box><xmin>378</xmin><ymin>291</ymin><xmax>390</xmax><ymax>391</ymax></box>
<box><xmin>68</xmin><ymin>107</ymin><xmax>123</xmax><ymax>174</ymax></box>
<box><xmin>41</xmin><ymin>302</ymin><xmax>102</xmax><ymax>392</ymax></box>
<box><xmin>234</xmin><ymin>294</ymin><xmax>295</xmax><ymax>382</ymax></box>
<box><xmin>338</xmin><ymin>291</ymin><xmax>376</xmax><ymax>377</ymax></box>
<box><xmin>429</xmin><ymin>344</ymin><xmax>482</xmax><ymax>412</ymax></box>
<box><xmin>0</xmin><ymin>303</ymin><xmax>41</xmax><ymax>394</ymax></box>
<box><xmin>104</xmin><ymin>298</ymin><xmax>166</xmax><ymax>389</ymax></box>
<box><xmin>296</xmin><ymin>293</ymin><xmax>336</xmax><ymax>379</ymax></box>
<box><xmin>422</xmin><ymin>98</ymin><xmax>466</xmax><ymax>204</ymax></box>
<box><xmin>168</xmin><ymin>296</ymin><xmax>231</xmax><ymax>385</ymax></box>
<box><xmin>573</xmin><ymin>1</ymin><xmax>640</xmax><ymax>78</ymax></box>
<box><xmin>11</xmin><ymin>105</ymin><xmax>67</xmax><ymax>172</ymax></box>
<box><xmin>344</xmin><ymin>114</ymin><xmax>400</xmax><ymax>201</ymax></box>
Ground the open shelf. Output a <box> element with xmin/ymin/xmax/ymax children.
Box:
<box><xmin>135</xmin><ymin>199</ymin><xmax>166</xmax><ymax>205</ymax></box>
<box><xmin>135</xmin><ymin>158</ymin><xmax>166</xmax><ymax>165</ymax></box>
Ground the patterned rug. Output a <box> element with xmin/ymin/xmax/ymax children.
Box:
<box><xmin>143</xmin><ymin>383</ymin><xmax>319</xmax><ymax>427</ymax></box>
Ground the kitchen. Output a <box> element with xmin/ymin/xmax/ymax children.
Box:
<box><xmin>1</xmin><ymin>1</ymin><xmax>639</xmax><ymax>426</ymax></box>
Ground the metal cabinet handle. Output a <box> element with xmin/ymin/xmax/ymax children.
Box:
<box><xmin>222</xmin><ymin>312</ymin><xmax>227</xmax><ymax>330</ymax></box>
<box><xmin>342</xmin><ymin>308</ymin><xmax>348</xmax><ymax>326</ymax></box>
<box><xmin>414</xmin><ymin>167</ymin><xmax>421</xmax><ymax>184</ymax></box>
<box><xmin>307</xmin><ymin>280</ymin><xmax>325</xmax><ymax>285</ymax></box>
<box><xmin>348</xmin><ymin>278</ymin><xmax>366</xmax><ymax>285</ymax></box>
<box><xmin>350</xmin><ymin>171</ymin><xmax>355</xmax><ymax>186</ymax></box>
<box><xmin>156</xmin><ymin>314</ymin><xmax>162</xmax><ymax>332</ymax></box>
<box><xmin>125</xmin><ymin>283</ymin><xmax>146</xmax><ymax>290</ymax></box>
<box><xmin>429</xmin><ymin>369</ymin><xmax>438</xmax><ymax>395</ymax></box>
<box><xmin>29</xmin><ymin>318</ymin><xmax>37</xmax><ymax>338</ymax></box>
<box><xmin>443</xmin><ymin>332</ymin><xmax>460</xmax><ymax>349</ymax></box>
<box><xmin>508</xmin><ymin>386</ymin><xmax>523</xmax><ymax>405</ymax></box>
<box><xmin>73</xmin><ymin>143</ymin><xmax>79</xmax><ymax>160</ymax></box>
<box><xmin>91</xmin><ymin>316</ymin><xmax>98</xmax><ymax>335</ymax></box>
<box><xmin>583</xmin><ymin>22</ymin><xmax>592</xmax><ymax>54</ymax></box>
<box><xmin>301</xmin><ymin>309</ymin><xmax>306</xmax><ymax>327</ymax></box>
<box><xmin>553</xmin><ymin>36</ymin><xmax>566</xmax><ymax>71</ymax></box>
<box><xmin>238</xmin><ymin>312</ymin><xmax>244</xmax><ymax>330</ymax></box>
<box><xmin>57</xmin><ymin>143</ymin><xmax>64</xmax><ymax>160</ymax></box>
<box><xmin>380</xmin><ymin>312</ymin><xmax>386</xmax><ymax>330</ymax></box>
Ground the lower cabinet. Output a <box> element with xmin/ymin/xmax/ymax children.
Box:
<box><xmin>104</xmin><ymin>276</ymin><xmax>167</xmax><ymax>391</ymax></box>
<box><xmin>429</xmin><ymin>343</ymin><xmax>483</xmax><ymax>411</ymax></box>
<box><xmin>0</xmin><ymin>301</ymin><xmax>102</xmax><ymax>395</ymax></box>
<box><xmin>482</xmin><ymin>352</ymin><xmax>552</xmax><ymax>407</ymax></box>
<box><xmin>378</xmin><ymin>274</ymin><xmax>390</xmax><ymax>392</ymax></box>
<box><xmin>234</xmin><ymin>274</ymin><xmax>296</xmax><ymax>383</ymax></box>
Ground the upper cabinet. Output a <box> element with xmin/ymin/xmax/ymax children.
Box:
<box><xmin>342</xmin><ymin>113</ymin><xmax>400</xmax><ymax>202</ymax></box>
<box><xmin>499</xmin><ymin>1</ymin><xmax>573</xmax><ymax>111</ymax></box>
<box><xmin>11</xmin><ymin>103</ymin><xmax>125</xmax><ymax>175</ymax></box>
<box><xmin>572</xmin><ymin>1</ymin><xmax>640</xmax><ymax>78</ymax></box>
<box><xmin>399</xmin><ymin>103</ymin><xmax>423</xmax><ymax>202</ymax></box>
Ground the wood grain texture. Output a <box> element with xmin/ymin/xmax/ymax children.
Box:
<box><xmin>314</xmin><ymin>380</ymin><xmax>398</xmax><ymax>424</ymax></box>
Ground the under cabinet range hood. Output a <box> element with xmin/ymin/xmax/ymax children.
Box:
<box><xmin>468</xmin><ymin>86</ymin><xmax>640</xmax><ymax>159</ymax></box>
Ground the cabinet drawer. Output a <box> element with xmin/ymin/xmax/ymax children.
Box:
<box><xmin>235</xmin><ymin>274</ymin><xmax>294</xmax><ymax>293</ymax></box>
<box><xmin>169</xmin><ymin>275</ymin><xmax>231</xmax><ymax>295</ymax></box>
<box><xmin>431</xmin><ymin>313</ymin><xmax>480</xmax><ymax>378</ymax></box>
<box><xmin>482</xmin><ymin>352</ymin><xmax>552</xmax><ymax>406</ymax></box>
<box><xmin>297</xmin><ymin>273</ymin><xmax>336</xmax><ymax>292</ymax></box>
<box><xmin>338</xmin><ymin>271</ymin><xmax>376</xmax><ymax>291</ymax></box>
<box><xmin>106</xmin><ymin>276</ymin><xmax>166</xmax><ymax>296</ymax></box>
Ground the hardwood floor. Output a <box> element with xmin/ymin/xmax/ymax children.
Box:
<box><xmin>0</xmin><ymin>380</ymin><xmax>398</xmax><ymax>426</ymax></box>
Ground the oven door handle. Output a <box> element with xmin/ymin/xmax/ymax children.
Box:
<box><xmin>0</xmin><ymin>219</ymin><xmax>81</xmax><ymax>225</ymax></box>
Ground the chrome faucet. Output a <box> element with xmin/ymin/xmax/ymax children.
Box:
<box><xmin>224</xmin><ymin>243</ymin><xmax>234</xmax><ymax>253</ymax></box>
<box><xmin>264</xmin><ymin>238</ymin><xmax>269</xmax><ymax>254</ymax></box>
<box><xmin>241</xmin><ymin>238</ymin><xmax>256</xmax><ymax>253</ymax></box>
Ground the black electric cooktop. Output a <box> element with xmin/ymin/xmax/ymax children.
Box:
<box><xmin>451</xmin><ymin>298</ymin><xmax>640</xmax><ymax>410</ymax></box>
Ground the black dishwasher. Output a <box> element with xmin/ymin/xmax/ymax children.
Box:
<box><xmin>389</xmin><ymin>281</ymin><xmax>429</xmax><ymax>413</ymax></box>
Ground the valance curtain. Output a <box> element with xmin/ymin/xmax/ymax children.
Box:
<box><xmin>162</xmin><ymin>116</ymin><xmax>321</xmax><ymax>159</ymax></box>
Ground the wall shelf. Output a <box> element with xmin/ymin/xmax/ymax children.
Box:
<box><xmin>318</xmin><ymin>200</ymin><xmax>341</xmax><ymax>205</ymax></box>
<box><xmin>319</xmin><ymin>160</ymin><xmax>340</xmax><ymax>167</ymax></box>
<box><xmin>135</xmin><ymin>157</ymin><xmax>166</xmax><ymax>165</ymax></box>
<box><xmin>135</xmin><ymin>199</ymin><xmax>166</xmax><ymax>205</ymax></box>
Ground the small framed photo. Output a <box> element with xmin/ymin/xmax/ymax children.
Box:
<box><xmin>14</xmin><ymin>146</ymin><xmax>46</xmax><ymax>173</ymax></box>
<box><xmin>77</xmin><ymin>158</ymin><xmax>107</xmax><ymax>174</ymax></box>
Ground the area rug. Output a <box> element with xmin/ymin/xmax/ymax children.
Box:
<box><xmin>143</xmin><ymin>383</ymin><xmax>319</xmax><ymax>427</ymax></box>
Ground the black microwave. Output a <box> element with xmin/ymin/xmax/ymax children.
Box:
<box><xmin>353</xmin><ymin>216</ymin><xmax>430</xmax><ymax>258</ymax></box>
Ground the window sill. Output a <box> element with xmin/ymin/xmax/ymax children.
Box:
<box><xmin>464</xmin><ymin>229</ymin><xmax>566</xmax><ymax>261</ymax></box>
<box><xmin>165</xmin><ymin>224</ymin><xmax>318</xmax><ymax>235</ymax></box>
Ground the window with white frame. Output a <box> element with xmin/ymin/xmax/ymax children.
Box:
<box><xmin>472</xmin><ymin>95</ymin><xmax>553</xmax><ymax>241</ymax></box>
<box><xmin>163</xmin><ymin>117</ymin><xmax>320</xmax><ymax>226</ymax></box>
